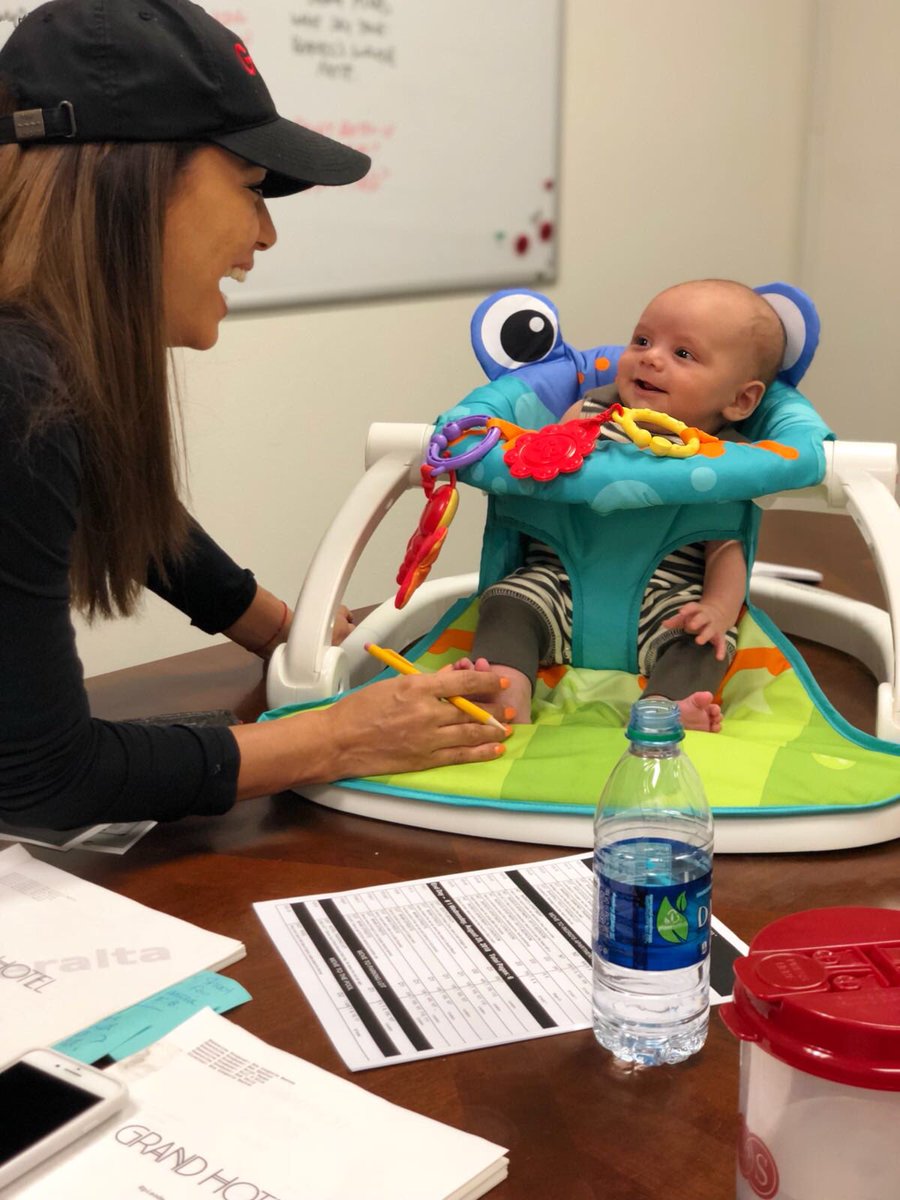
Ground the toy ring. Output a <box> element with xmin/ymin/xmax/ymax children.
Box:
<box><xmin>610</xmin><ymin>407</ymin><xmax>701</xmax><ymax>458</ymax></box>
<box><xmin>426</xmin><ymin>413</ymin><xmax>501</xmax><ymax>476</ymax></box>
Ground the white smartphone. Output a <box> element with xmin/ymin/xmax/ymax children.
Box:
<box><xmin>0</xmin><ymin>1047</ymin><xmax>128</xmax><ymax>1189</ymax></box>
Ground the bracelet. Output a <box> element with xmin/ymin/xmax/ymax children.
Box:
<box><xmin>254</xmin><ymin>599</ymin><xmax>290</xmax><ymax>657</ymax></box>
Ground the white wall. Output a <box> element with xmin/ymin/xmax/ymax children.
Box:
<box><xmin>797</xmin><ymin>0</ymin><xmax>900</xmax><ymax>439</ymax></box>
<box><xmin>79</xmin><ymin>0</ymin><xmax>869</xmax><ymax>677</ymax></box>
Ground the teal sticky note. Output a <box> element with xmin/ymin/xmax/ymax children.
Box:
<box><xmin>54</xmin><ymin>971</ymin><xmax>251</xmax><ymax>1063</ymax></box>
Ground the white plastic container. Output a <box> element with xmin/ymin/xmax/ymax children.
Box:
<box><xmin>721</xmin><ymin>906</ymin><xmax>900</xmax><ymax>1200</ymax></box>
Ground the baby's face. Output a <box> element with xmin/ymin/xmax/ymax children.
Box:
<box><xmin>615</xmin><ymin>284</ymin><xmax>758</xmax><ymax>433</ymax></box>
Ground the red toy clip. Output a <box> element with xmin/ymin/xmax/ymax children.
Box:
<box><xmin>394</xmin><ymin>466</ymin><xmax>459</xmax><ymax>608</ymax></box>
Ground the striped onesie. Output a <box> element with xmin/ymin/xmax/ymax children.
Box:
<box><xmin>471</xmin><ymin>389</ymin><xmax>740</xmax><ymax>695</ymax></box>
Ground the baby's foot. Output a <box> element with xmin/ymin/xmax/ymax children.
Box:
<box><xmin>677</xmin><ymin>691</ymin><xmax>722</xmax><ymax>733</ymax></box>
<box><xmin>448</xmin><ymin>657</ymin><xmax>531</xmax><ymax>723</ymax></box>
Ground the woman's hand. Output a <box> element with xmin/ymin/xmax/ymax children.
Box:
<box><xmin>320</xmin><ymin>667</ymin><xmax>510</xmax><ymax>779</ymax></box>
<box><xmin>331</xmin><ymin>604</ymin><xmax>355</xmax><ymax>645</ymax></box>
<box><xmin>232</xmin><ymin>666</ymin><xmax>509</xmax><ymax>801</ymax></box>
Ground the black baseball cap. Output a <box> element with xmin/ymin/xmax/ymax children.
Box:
<box><xmin>0</xmin><ymin>0</ymin><xmax>370</xmax><ymax>196</ymax></box>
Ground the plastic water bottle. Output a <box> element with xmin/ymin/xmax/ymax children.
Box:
<box><xmin>591</xmin><ymin>698</ymin><xmax>713</xmax><ymax>1066</ymax></box>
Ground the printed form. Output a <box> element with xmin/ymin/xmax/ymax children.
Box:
<box><xmin>255</xmin><ymin>853</ymin><xmax>746</xmax><ymax>1071</ymax></box>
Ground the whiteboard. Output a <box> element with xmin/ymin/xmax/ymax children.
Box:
<box><xmin>215</xmin><ymin>0</ymin><xmax>562</xmax><ymax>308</ymax></box>
<box><xmin>6</xmin><ymin>0</ymin><xmax>561</xmax><ymax>307</ymax></box>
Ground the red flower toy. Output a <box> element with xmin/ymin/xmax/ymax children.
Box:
<box><xmin>504</xmin><ymin>410</ymin><xmax>620</xmax><ymax>482</ymax></box>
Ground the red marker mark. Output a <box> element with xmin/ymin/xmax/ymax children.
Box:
<box><xmin>514</xmin><ymin>234</ymin><xmax>530</xmax><ymax>255</ymax></box>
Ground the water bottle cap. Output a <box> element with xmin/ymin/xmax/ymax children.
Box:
<box><xmin>626</xmin><ymin>698</ymin><xmax>685</xmax><ymax>743</ymax></box>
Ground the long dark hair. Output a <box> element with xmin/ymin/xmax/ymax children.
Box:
<box><xmin>0</xmin><ymin>105</ymin><xmax>196</xmax><ymax>618</ymax></box>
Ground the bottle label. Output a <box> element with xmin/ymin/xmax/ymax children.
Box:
<box><xmin>594</xmin><ymin>838</ymin><xmax>712</xmax><ymax>971</ymax></box>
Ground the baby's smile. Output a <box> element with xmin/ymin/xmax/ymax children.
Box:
<box><xmin>634</xmin><ymin>377</ymin><xmax>666</xmax><ymax>394</ymax></box>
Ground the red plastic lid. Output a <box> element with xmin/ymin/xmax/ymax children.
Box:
<box><xmin>720</xmin><ymin>907</ymin><xmax>900</xmax><ymax>1091</ymax></box>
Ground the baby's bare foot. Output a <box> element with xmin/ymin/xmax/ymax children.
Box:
<box><xmin>447</xmin><ymin>657</ymin><xmax>530</xmax><ymax>723</ymax></box>
<box><xmin>677</xmin><ymin>691</ymin><xmax>722</xmax><ymax>733</ymax></box>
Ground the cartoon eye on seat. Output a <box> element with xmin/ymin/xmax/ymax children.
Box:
<box><xmin>470</xmin><ymin>289</ymin><xmax>562</xmax><ymax>380</ymax></box>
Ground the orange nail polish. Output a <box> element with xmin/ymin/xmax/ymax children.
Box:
<box><xmin>503</xmin><ymin>707</ymin><xmax>516</xmax><ymax>721</ymax></box>
<box><xmin>499</xmin><ymin>677</ymin><xmax>510</xmax><ymax>689</ymax></box>
<box><xmin>494</xmin><ymin>743</ymin><xmax>506</xmax><ymax>756</ymax></box>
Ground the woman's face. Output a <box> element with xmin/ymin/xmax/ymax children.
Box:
<box><xmin>162</xmin><ymin>147</ymin><xmax>276</xmax><ymax>350</ymax></box>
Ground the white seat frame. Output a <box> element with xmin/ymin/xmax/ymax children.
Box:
<box><xmin>267</xmin><ymin>425</ymin><xmax>900</xmax><ymax>854</ymax></box>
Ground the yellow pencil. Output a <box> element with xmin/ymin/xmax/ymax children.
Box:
<box><xmin>365</xmin><ymin>643</ymin><xmax>508</xmax><ymax>732</ymax></box>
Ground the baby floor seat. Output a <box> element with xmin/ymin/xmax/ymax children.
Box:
<box><xmin>265</xmin><ymin>288</ymin><xmax>900</xmax><ymax>853</ymax></box>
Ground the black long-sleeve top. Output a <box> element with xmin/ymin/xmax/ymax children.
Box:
<box><xmin>0</xmin><ymin>320</ymin><xmax>256</xmax><ymax>828</ymax></box>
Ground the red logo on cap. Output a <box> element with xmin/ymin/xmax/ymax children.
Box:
<box><xmin>738</xmin><ymin>1117</ymin><xmax>779</xmax><ymax>1199</ymax></box>
<box><xmin>234</xmin><ymin>43</ymin><xmax>257</xmax><ymax>75</ymax></box>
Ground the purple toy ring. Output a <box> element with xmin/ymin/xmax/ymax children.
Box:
<box><xmin>426</xmin><ymin>414</ymin><xmax>501</xmax><ymax>475</ymax></box>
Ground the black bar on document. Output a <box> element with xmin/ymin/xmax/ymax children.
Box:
<box><xmin>291</xmin><ymin>902</ymin><xmax>401</xmax><ymax>1058</ymax></box>
<box><xmin>505</xmin><ymin>869</ymin><xmax>591</xmax><ymax>964</ymax></box>
<box><xmin>427</xmin><ymin>882</ymin><xmax>557</xmax><ymax>1029</ymax></box>
<box><xmin>709</xmin><ymin>928</ymin><xmax>742</xmax><ymax>999</ymax></box>
<box><xmin>319</xmin><ymin>898</ymin><xmax>432</xmax><ymax>1052</ymax></box>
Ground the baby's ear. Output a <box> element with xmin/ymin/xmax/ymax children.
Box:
<box><xmin>723</xmin><ymin>380</ymin><xmax>765</xmax><ymax>424</ymax></box>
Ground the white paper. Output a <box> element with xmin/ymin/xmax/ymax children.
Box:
<box><xmin>76</xmin><ymin>821</ymin><xmax>157</xmax><ymax>854</ymax></box>
<box><xmin>0</xmin><ymin>844</ymin><xmax>244</xmax><ymax>1061</ymax></box>
<box><xmin>7</xmin><ymin>1009</ymin><xmax>507</xmax><ymax>1200</ymax></box>
<box><xmin>0</xmin><ymin>820</ymin><xmax>99</xmax><ymax>851</ymax></box>
<box><xmin>255</xmin><ymin>853</ymin><xmax>748</xmax><ymax>1071</ymax></box>
<box><xmin>0</xmin><ymin>820</ymin><xmax>155</xmax><ymax>853</ymax></box>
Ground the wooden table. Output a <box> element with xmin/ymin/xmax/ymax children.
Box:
<box><xmin>33</xmin><ymin>511</ymin><xmax>896</xmax><ymax>1200</ymax></box>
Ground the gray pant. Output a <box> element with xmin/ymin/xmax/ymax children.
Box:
<box><xmin>471</xmin><ymin>591</ymin><xmax>730</xmax><ymax>699</ymax></box>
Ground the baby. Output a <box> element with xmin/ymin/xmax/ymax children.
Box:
<box><xmin>461</xmin><ymin>278</ymin><xmax>786</xmax><ymax>732</ymax></box>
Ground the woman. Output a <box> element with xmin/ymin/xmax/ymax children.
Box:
<box><xmin>0</xmin><ymin>0</ymin><xmax>508</xmax><ymax>829</ymax></box>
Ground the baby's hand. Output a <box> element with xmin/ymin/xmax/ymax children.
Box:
<box><xmin>663</xmin><ymin>602</ymin><xmax>729</xmax><ymax>660</ymax></box>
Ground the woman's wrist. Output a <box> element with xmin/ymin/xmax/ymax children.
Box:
<box><xmin>224</xmin><ymin>588</ymin><xmax>293</xmax><ymax>660</ymax></box>
<box><xmin>231</xmin><ymin>706</ymin><xmax>337</xmax><ymax>800</ymax></box>
<box><xmin>252</xmin><ymin>598</ymin><xmax>290</xmax><ymax>659</ymax></box>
